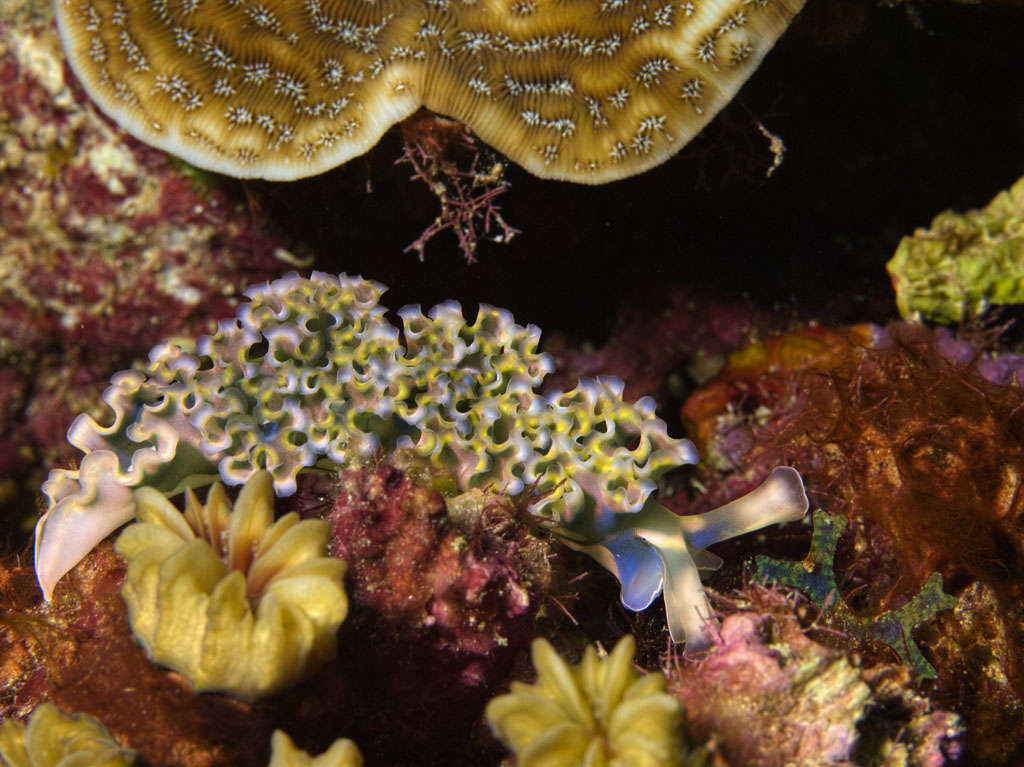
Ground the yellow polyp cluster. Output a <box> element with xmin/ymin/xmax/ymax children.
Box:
<box><xmin>114</xmin><ymin>470</ymin><xmax>348</xmax><ymax>701</ymax></box>
<box><xmin>486</xmin><ymin>635</ymin><xmax>701</xmax><ymax>767</ymax></box>
<box><xmin>267</xmin><ymin>731</ymin><xmax>363</xmax><ymax>767</ymax></box>
<box><xmin>0</xmin><ymin>703</ymin><xmax>135</xmax><ymax>767</ymax></box>
<box><xmin>54</xmin><ymin>0</ymin><xmax>805</xmax><ymax>182</ymax></box>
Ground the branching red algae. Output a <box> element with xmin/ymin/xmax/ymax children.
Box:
<box><xmin>397</xmin><ymin>112</ymin><xmax>519</xmax><ymax>264</ymax></box>
<box><xmin>682</xmin><ymin>321</ymin><xmax>1024</xmax><ymax>764</ymax></box>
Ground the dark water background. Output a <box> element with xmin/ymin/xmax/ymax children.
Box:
<box><xmin>250</xmin><ymin>0</ymin><xmax>1024</xmax><ymax>344</ymax></box>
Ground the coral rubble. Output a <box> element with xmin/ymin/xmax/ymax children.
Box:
<box><xmin>328</xmin><ymin>463</ymin><xmax>548</xmax><ymax>759</ymax></box>
<box><xmin>664</xmin><ymin>582</ymin><xmax>961</xmax><ymax>767</ymax></box>
<box><xmin>331</xmin><ymin>464</ymin><xmax>546</xmax><ymax>655</ymax></box>
<box><xmin>53</xmin><ymin>0</ymin><xmax>805</xmax><ymax>182</ymax></box>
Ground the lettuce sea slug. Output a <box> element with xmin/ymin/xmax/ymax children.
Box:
<box><xmin>35</xmin><ymin>271</ymin><xmax>806</xmax><ymax>650</ymax></box>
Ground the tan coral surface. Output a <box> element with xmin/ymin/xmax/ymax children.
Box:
<box><xmin>54</xmin><ymin>0</ymin><xmax>805</xmax><ymax>182</ymax></box>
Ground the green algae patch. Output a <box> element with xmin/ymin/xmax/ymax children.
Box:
<box><xmin>888</xmin><ymin>175</ymin><xmax>1024</xmax><ymax>323</ymax></box>
<box><xmin>755</xmin><ymin>509</ymin><xmax>958</xmax><ymax>679</ymax></box>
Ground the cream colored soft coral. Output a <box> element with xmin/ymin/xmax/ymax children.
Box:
<box><xmin>115</xmin><ymin>470</ymin><xmax>348</xmax><ymax>701</ymax></box>
<box><xmin>0</xmin><ymin>703</ymin><xmax>135</xmax><ymax>767</ymax></box>
<box><xmin>267</xmin><ymin>731</ymin><xmax>363</xmax><ymax>767</ymax></box>
<box><xmin>486</xmin><ymin>635</ymin><xmax>701</xmax><ymax>767</ymax></box>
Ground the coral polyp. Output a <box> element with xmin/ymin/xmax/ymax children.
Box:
<box><xmin>0</xmin><ymin>703</ymin><xmax>135</xmax><ymax>767</ymax></box>
<box><xmin>267</xmin><ymin>731</ymin><xmax>363</xmax><ymax>767</ymax></box>
<box><xmin>486</xmin><ymin>635</ymin><xmax>701</xmax><ymax>767</ymax></box>
<box><xmin>114</xmin><ymin>470</ymin><xmax>348</xmax><ymax>700</ymax></box>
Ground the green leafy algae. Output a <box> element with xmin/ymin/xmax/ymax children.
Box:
<box><xmin>755</xmin><ymin>509</ymin><xmax>957</xmax><ymax>679</ymax></box>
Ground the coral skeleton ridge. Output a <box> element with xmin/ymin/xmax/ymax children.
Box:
<box><xmin>0</xmin><ymin>703</ymin><xmax>136</xmax><ymax>767</ymax></box>
<box><xmin>53</xmin><ymin>0</ymin><xmax>805</xmax><ymax>182</ymax></box>
<box><xmin>486</xmin><ymin>635</ymin><xmax>700</xmax><ymax>767</ymax></box>
<box><xmin>35</xmin><ymin>271</ymin><xmax>806</xmax><ymax>650</ymax></box>
<box><xmin>115</xmin><ymin>470</ymin><xmax>349</xmax><ymax>700</ymax></box>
